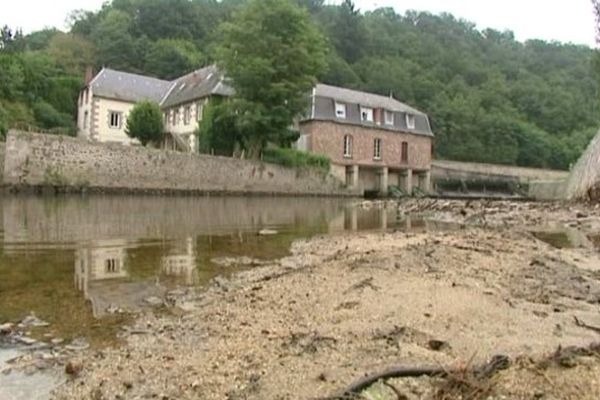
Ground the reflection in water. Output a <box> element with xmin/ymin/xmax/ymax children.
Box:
<box><xmin>161</xmin><ymin>237</ymin><xmax>199</xmax><ymax>286</ymax></box>
<box><xmin>0</xmin><ymin>195</ymin><xmax>452</xmax><ymax>344</ymax></box>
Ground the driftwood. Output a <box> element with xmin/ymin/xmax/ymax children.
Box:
<box><xmin>574</xmin><ymin>316</ymin><xmax>600</xmax><ymax>334</ymax></box>
<box><xmin>325</xmin><ymin>355</ymin><xmax>510</xmax><ymax>400</ymax></box>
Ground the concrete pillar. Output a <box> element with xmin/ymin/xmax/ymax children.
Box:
<box><xmin>351</xmin><ymin>164</ymin><xmax>359</xmax><ymax>189</ymax></box>
<box><xmin>404</xmin><ymin>169</ymin><xmax>413</xmax><ymax>195</ymax></box>
<box><xmin>380</xmin><ymin>167</ymin><xmax>389</xmax><ymax>197</ymax></box>
<box><xmin>350</xmin><ymin>207</ymin><xmax>358</xmax><ymax>231</ymax></box>
<box><xmin>422</xmin><ymin>170</ymin><xmax>431</xmax><ymax>193</ymax></box>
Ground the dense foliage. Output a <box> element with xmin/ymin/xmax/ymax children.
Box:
<box><xmin>125</xmin><ymin>101</ymin><xmax>164</xmax><ymax>145</ymax></box>
<box><xmin>1</xmin><ymin>0</ymin><xmax>599</xmax><ymax>168</ymax></box>
<box><xmin>216</xmin><ymin>0</ymin><xmax>326</xmax><ymax>158</ymax></box>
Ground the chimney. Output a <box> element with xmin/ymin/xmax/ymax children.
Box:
<box><xmin>84</xmin><ymin>66</ymin><xmax>94</xmax><ymax>86</ymax></box>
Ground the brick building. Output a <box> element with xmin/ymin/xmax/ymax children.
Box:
<box><xmin>297</xmin><ymin>84</ymin><xmax>434</xmax><ymax>195</ymax></box>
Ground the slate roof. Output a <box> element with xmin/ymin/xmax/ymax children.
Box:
<box><xmin>314</xmin><ymin>84</ymin><xmax>426</xmax><ymax>116</ymax></box>
<box><xmin>91</xmin><ymin>69</ymin><xmax>173</xmax><ymax>103</ymax></box>
<box><xmin>160</xmin><ymin>65</ymin><xmax>234</xmax><ymax>108</ymax></box>
<box><xmin>90</xmin><ymin>65</ymin><xmax>233</xmax><ymax>107</ymax></box>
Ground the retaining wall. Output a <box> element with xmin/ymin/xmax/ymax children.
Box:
<box><xmin>3</xmin><ymin>130</ymin><xmax>357</xmax><ymax>196</ymax></box>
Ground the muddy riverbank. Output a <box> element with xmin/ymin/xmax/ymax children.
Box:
<box><xmin>45</xmin><ymin>199</ymin><xmax>600</xmax><ymax>400</ymax></box>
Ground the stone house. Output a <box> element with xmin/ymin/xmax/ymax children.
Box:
<box><xmin>78</xmin><ymin>66</ymin><xmax>433</xmax><ymax>194</ymax></box>
<box><xmin>77</xmin><ymin>65</ymin><xmax>232</xmax><ymax>152</ymax></box>
<box><xmin>297</xmin><ymin>84</ymin><xmax>434</xmax><ymax>194</ymax></box>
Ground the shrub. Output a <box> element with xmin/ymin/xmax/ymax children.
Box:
<box><xmin>262</xmin><ymin>147</ymin><xmax>330</xmax><ymax>173</ymax></box>
<box><xmin>126</xmin><ymin>101</ymin><xmax>163</xmax><ymax>146</ymax></box>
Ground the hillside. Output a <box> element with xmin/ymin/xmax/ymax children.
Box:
<box><xmin>1</xmin><ymin>0</ymin><xmax>598</xmax><ymax>169</ymax></box>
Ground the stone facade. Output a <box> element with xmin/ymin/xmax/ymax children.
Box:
<box><xmin>299</xmin><ymin>120</ymin><xmax>433</xmax><ymax>194</ymax></box>
<box><xmin>4</xmin><ymin>131</ymin><xmax>357</xmax><ymax>197</ymax></box>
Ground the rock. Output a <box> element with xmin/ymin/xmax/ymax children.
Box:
<box><xmin>65</xmin><ymin>338</ymin><xmax>90</xmax><ymax>352</ymax></box>
<box><xmin>51</xmin><ymin>338</ymin><xmax>65</xmax><ymax>345</ymax></box>
<box><xmin>144</xmin><ymin>296</ymin><xmax>164</xmax><ymax>307</ymax></box>
<box><xmin>427</xmin><ymin>339</ymin><xmax>449</xmax><ymax>351</ymax></box>
<box><xmin>17</xmin><ymin>336</ymin><xmax>37</xmax><ymax>345</ymax></box>
<box><xmin>0</xmin><ymin>322</ymin><xmax>13</xmax><ymax>335</ymax></box>
<box><xmin>19</xmin><ymin>314</ymin><xmax>50</xmax><ymax>328</ymax></box>
<box><xmin>258</xmin><ymin>229</ymin><xmax>278</xmax><ymax>236</ymax></box>
<box><xmin>65</xmin><ymin>359</ymin><xmax>83</xmax><ymax>376</ymax></box>
<box><xmin>211</xmin><ymin>256</ymin><xmax>267</xmax><ymax>267</ymax></box>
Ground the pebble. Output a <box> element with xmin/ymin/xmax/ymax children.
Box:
<box><xmin>17</xmin><ymin>336</ymin><xmax>38</xmax><ymax>345</ymax></box>
<box><xmin>144</xmin><ymin>296</ymin><xmax>164</xmax><ymax>307</ymax></box>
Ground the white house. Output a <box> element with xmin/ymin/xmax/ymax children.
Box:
<box><xmin>77</xmin><ymin>65</ymin><xmax>233</xmax><ymax>152</ymax></box>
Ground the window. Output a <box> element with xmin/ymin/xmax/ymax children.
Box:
<box><xmin>406</xmin><ymin>114</ymin><xmax>416</xmax><ymax>129</ymax></box>
<box><xmin>109</xmin><ymin>111</ymin><xmax>122</xmax><ymax>129</ymax></box>
<box><xmin>361</xmin><ymin>107</ymin><xmax>373</xmax><ymax>122</ymax></box>
<box><xmin>83</xmin><ymin>111</ymin><xmax>88</xmax><ymax>129</ymax></box>
<box><xmin>173</xmin><ymin>109</ymin><xmax>179</xmax><ymax>126</ymax></box>
<box><xmin>166</xmin><ymin>110</ymin><xmax>172</xmax><ymax>125</ymax></box>
<box><xmin>335</xmin><ymin>102</ymin><xmax>346</xmax><ymax>119</ymax></box>
<box><xmin>374</xmin><ymin>138</ymin><xmax>382</xmax><ymax>160</ymax></box>
<box><xmin>105</xmin><ymin>259</ymin><xmax>118</xmax><ymax>273</ymax></box>
<box><xmin>401</xmin><ymin>141</ymin><xmax>408</xmax><ymax>163</ymax></box>
<box><xmin>184</xmin><ymin>106</ymin><xmax>191</xmax><ymax>125</ymax></box>
<box><xmin>384</xmin><ymin>110</ymin><xmax>394</xmax><ymax>125</ymax></box>
<box><xmin>343</xmin><ymin>135</ymin><xmax>353</xmax><ymax>158</ymax></box>
<box><xmin>360</xmin><ymin>106</ymin><xmax>373</xmax><ymax>122</ymax></box>
<box><xmin>196</xmin><ymin>103</ymin><xmax>203</xmax><ymax>122</ymax></box>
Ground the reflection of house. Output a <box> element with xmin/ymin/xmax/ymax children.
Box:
<box><xmin>161</xmin><ymin>237</ymin><xmax>198</xmax><ymax>285</ymax></box>
<box><xmin>77</xmin><ymin>65</ymin><xmax>232</xmax><ymax>152</ymax></box>
<box><xmin>75</xmin><ymin>239</ymin><xmax>129</xmax><ymax>296</ymax></box>
<box><xmin>298</xmin><ymin>85</ymin><xmax>434</xmax><ymax>195</ymax></box>
<box><xmin>74</xmin><ymin>239</ymin><xmax>166</xmax><ymax>318</ymax></box>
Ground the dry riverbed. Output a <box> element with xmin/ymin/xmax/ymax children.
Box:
<box><xmin>42</xmin><ymin>199</ymin><xmax>600</xmax><ymax>399</ymax></box>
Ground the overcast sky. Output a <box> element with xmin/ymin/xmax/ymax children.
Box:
<box><xmin>2</xmin><ymin>0</ymin><xmax>598</xmax><ymax>47</ymax></box>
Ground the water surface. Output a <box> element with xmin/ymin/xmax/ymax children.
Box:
<box><xmin>1</xmin><ymin>196</ymin><xmax>434</xmax><ymax>346</ymax></box>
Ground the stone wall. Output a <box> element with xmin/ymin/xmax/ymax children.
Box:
<box><xmin>528</xmin><ymin>180</ymin><xmax>567</xmax><ymax>201</ymax></box>
<box><xmin>3</xmin><ymin>130</ymin><xmax>357</xmax><ymax>196</ymax></box>
<box><xmin>432</xmin><ymin>160</ymin><xmax>569</xmax><ymax>183</ymax></box>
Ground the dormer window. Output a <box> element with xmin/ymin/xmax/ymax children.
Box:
<box><xmin>384</xmin><ymin>110</ymin><xmax>394</xmax><ymax>125</ymax></box>
<box><xmin>406</xmin><ymin>114</ymin><xmax>416</xmax><ymax>129</ymax></box>
<box><xmin>335</xmin><ymin>102</ymin><xmax>347</xmax><ymax>119</ymax></box>
<box><xmin>361</xmin><ymin>106</ymin><xmax>373</xmax><ymax>123</ymax></box>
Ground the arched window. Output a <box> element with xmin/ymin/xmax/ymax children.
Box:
<box><xmin>343</xmin><ymin>135</ymin><xmax>352</xmax><ymax>157</ymax></box>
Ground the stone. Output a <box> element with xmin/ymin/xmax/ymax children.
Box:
<box><xmin>65</xmin><ymin>338</ymin><xmax>90</xmax><ymax>352</ymax></box>
<box><xmin>0</xmin><ymin>322</ymin><xmax>13</xmax><ymax>335</ymax></box>
<box><xmin>144</xmin><ymin>296</ymin><xmax>164</xmax><ymax>307</ymax></box>
<box><xmin>427</xmin><ymin>339</ymin><xmax>449</xmax><ymax>351</ymax></box>
<box><xmin>65</xmin><ymin>359</ymin><xmax>83</xmax><ymax>376</ymax></box>
<box><xmin>17</xmin><ymin>336</ymin><xmax>38</xmax><ymax>345</ymax></box>
<box><xmin>19</xmin><ymin>314</ymin><xmax>50</xmax><ymax>328</ymax></box>
<box><xmin>258</xmin><ymin>229</ymin><xmax>278</xmax><ymax>236</ymax></box>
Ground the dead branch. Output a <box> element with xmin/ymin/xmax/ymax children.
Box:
<box><xmin>574</xmin><ymin>316</ymin><xmax>600</xmax><ymax>334</ymax></box>
<box><xmin>328</xmin><ymin>355</ymin><xmax>510</xmax><ymax>399</ymax></box>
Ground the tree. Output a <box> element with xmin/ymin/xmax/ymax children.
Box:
<box><xmin>216</xmin><ymin>0</ymin><xmax>327</xmax><ymax>158</ymax></box>
<box><xmin>126</xmin><ymin>101</ymin><xmax>163</xmax><ymax>146</ymax></box>
<box><xmin>46</xmin><ymin>33</ymin><xmax>96</xmax><ymax>76</ymax></box>
<box><xmin>144</xmin><ymin>39</ymin><xmax>203</xmax><ymax>80</ymax></box>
